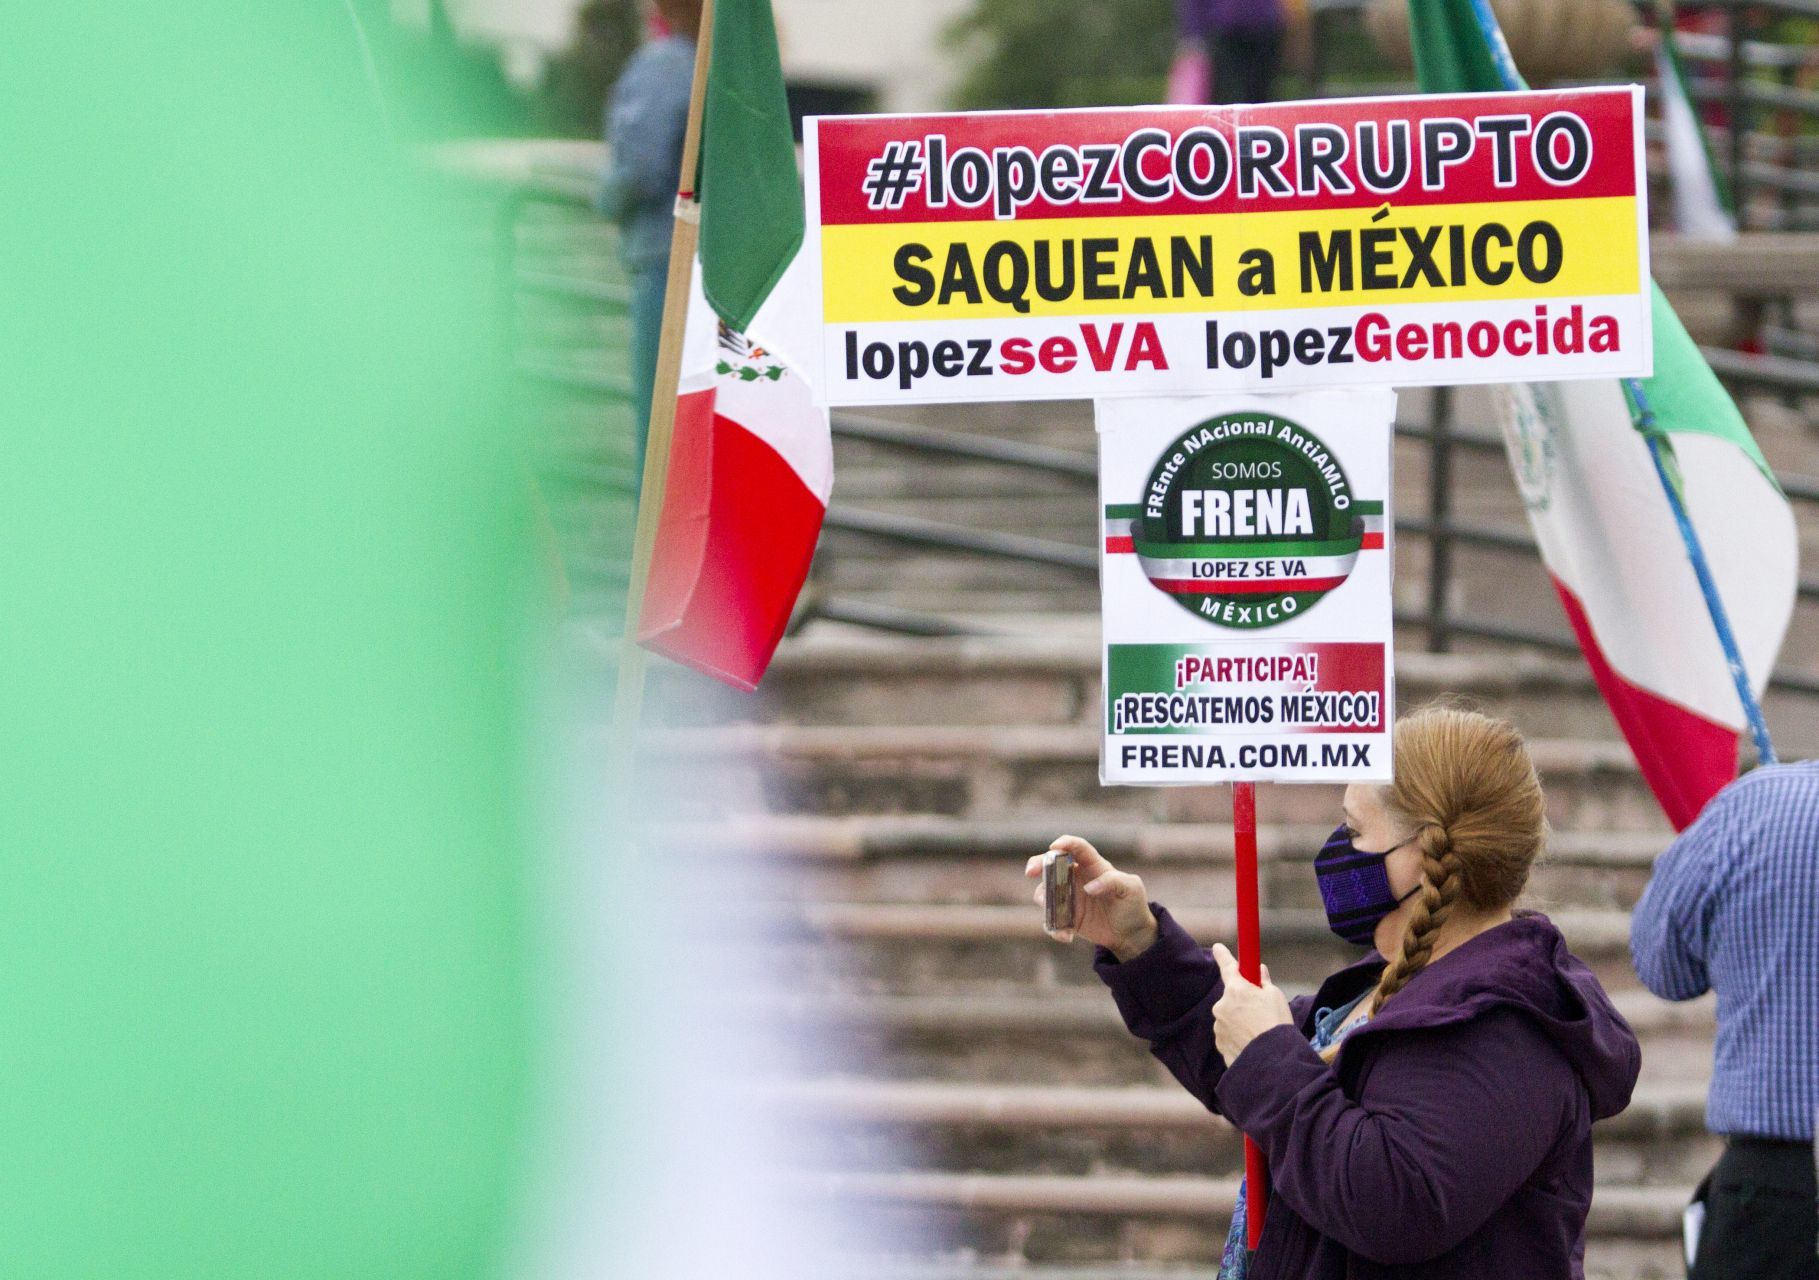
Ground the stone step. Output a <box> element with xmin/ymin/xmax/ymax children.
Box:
<box><xmin>780</xmin><ymin>1169</ymin><xmax>1690</xmax><ymax>1275</ymax></box>
<box><xmin>814</xmin><ymin>559</ymin><xmax>1091</xmax><ymax>595</ymax></box>
<box><xmin>834</xmin><ymin>495</ymin><xmax>1098</xmax><ymax>539</ymax></box>
<box><xmin>747</xmin><ymin>901</ymin><xmax>1629</xmax><ymax>948</ymax></box>
<box><xmin>639</xmin><ymin>725</ymin><xmax>1666</xmax><ymax>831</ymax></box>
<box><xmin>737</xmin><ymin>986</ymin><xmax>1713</xmax><ymax>1042</ymax></box>
<box><xmin>663</xmin><ymin>810</ymin><xmax>1672</xmax><ymax>864</ymax></box>
<box><xmin>656</xmin><ymin>814</ymin><xmax>1670</xmax><ymax>911</ymax></box>
<box><xmin>756</xmin><ymin>1079</ymin><xmax>1720</xmax><ymax>1186</ymax></box>
<box><xmin>790</xmin><ymin>1168</ymin><xmax>1690</xmax><ymax>1229</ymax></box>
<box><xmin>717</xmin><ymin>902</ymin><xmax>1660</xmax><ymax>997</ymax></box>
<box><xmin>814</xmin><ymin>585</ymin><xmax>1105</xmax><ymax>619</ymax></box>
<box><xmin>815</xmin><ymin>1268</ymin><xmax>1222</xmax><ymax>1280</ymax></box>
<box><xmin>724</xmin><ymin>987</ymin><xmax>1712</xmax><ymax>1091</ymax></box>
<box><xmin>835</xmin><ymin>1247</ymin><xmax>1682</xmax><ymax>1280</ymax></box>
<box><xmin>855</xmin><ymin>403</ymin><xmax>1097</xmax><ymax>447</ymax></box>
<box><xmin>833</xmin><ymin>1260</ymin><xmax>1683</xmax><ymax>1280</ymax></box>
<box><xmin>829</xmin><ymin>458</ymin><xmax>1093</xmax><ymax>503</ymax></box>
<box><xmin>816</xmin><ymin>544</ymin><xmax>1097</xmax><ymax>585</ymax></box>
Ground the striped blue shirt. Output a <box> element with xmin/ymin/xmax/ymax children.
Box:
<box><xmin>1631</xmin><ymin>760</ymin><xmax>1819</xmax><ymax>1141</ymax></box>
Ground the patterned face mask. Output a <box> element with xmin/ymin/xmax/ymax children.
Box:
<box><xmin>1313</xmin><ymin>824</ymin><xmax>1421</xmax><ymax>945</ymax></box>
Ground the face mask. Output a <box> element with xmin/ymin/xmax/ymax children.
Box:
<box><xmin>1314</xmin><ymin>824</ymin><xmax>1421</xmax><ymax>946</ymax></box>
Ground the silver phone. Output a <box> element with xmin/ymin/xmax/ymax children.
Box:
<box><xmin>1043</xmin><ymin>850</ymin><xmax>1076</xmax><ymax>933</ymax></box>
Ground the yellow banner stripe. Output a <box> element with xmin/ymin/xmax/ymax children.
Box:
<box><xmin>820</xmin><ymin>197</ymin><xmax>1640</xmax><ymax>323</ymax></box>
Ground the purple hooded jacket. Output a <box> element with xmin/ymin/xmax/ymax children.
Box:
<box><xmin>1179</xmin><ymin>0</ymin><xmax>1287</xmax><ymax>36</ymax></box>
<box><xmin>1095</xmin><ymin>907</ymin><xmax>1641</xmax><ymax>1279</ymax></box>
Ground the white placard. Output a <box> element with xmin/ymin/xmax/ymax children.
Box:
<box><xmin>805</xmin><ymin>88</ymin><xmax>1652</xmax><ymax>406</ymax></box>
<box><xmin>1098</xmin><ymin>389</ymin><xmax>1398</xmax><ymax>784</ymax></box>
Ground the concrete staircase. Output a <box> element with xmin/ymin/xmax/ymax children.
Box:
<box><xmin>622</xmin><ymin>632</ymin><xmax>1728</xmax><ymax>1280</ymax></box>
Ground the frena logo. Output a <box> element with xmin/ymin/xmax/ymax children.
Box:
<box><xmin>1106</xmin><ymin>412</ymin><xmax>1384</xmax><ymax>630</ymax></box>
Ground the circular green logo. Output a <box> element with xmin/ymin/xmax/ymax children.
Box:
<box><xmin>1131</xmin><ymin>412</ymin><xmax>1378</xmax><ymax>630</ymax></box>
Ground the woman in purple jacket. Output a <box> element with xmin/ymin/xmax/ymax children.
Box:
<box><xmin>1028</xmin><ymin>706</ymin><xmax>1641</xmax><ymax>1279</ymax></box>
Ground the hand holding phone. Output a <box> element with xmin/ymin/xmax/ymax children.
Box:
<box><xmin>1025</xmin><ymin>836</ymin><xmax>1157</xmax><ymax>958</ymax></box>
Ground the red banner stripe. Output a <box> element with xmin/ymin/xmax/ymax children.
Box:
<box><xmin>1149</xmin><ymin>574</ymin><xmax>1350</xmax><ymax>596</ymax></box>
<box><xmin>815</xmin><ymin>90</ymin><xmax>1639</xmax><ymax>227</ymax></box>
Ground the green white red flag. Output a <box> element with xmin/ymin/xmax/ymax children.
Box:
<box><xmin>1653</xmin><ymin>1</ymin><xmax>1737</xmax><ymax>241</ymax></box>
<box><xmin>1410</xmin><ymin>0</ymin><xmax>1797</xmax><ymax>827</ymax></box>
<box><xmin>637</xmin><ymin>0</ymin><xmax>832</xmax><ymax>691</ymax></box>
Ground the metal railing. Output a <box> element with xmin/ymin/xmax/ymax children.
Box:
<box><xmin>1680</xmin><ymin>0</ymin><xmax>1819</xmax><ymax>233</ymax></box>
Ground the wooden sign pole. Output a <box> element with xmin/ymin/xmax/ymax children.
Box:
<box><xmin>609</xmin><ymin>0</ymin><xmax>716</xmax><ymax>748</ymax></box>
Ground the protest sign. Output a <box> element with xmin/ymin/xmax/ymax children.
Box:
<box><xmin>804</xmin><ymin>88</ymin><xmax>1649</xmax><ymax>405</ymax></box>
<box><xmin>1098</xmin><ymin>389</ymin><xmax>1396</xmax><ymax>784</ymax></box>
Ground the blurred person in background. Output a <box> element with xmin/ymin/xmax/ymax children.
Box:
<box><xmin>1029</xmin><ymin>707</ymin><xmax>1641</xmax><ymax>1278</ymax></box>
<box><xmin>1181</xmin><ymin>0</ymin><xmax>1288</xmax><ymax>104</ymax></box>
<box><xmin>598</xmin><ymin>0</ymin><xmax>704</xmax><ymax>475</ymax></box>
<box><xmin>1631</xmin><ymin>762</ymin><xmax>1819</xmax><ymax>1280</ymax></box>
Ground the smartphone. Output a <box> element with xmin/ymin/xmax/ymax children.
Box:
<box><xmin>1042</xmin><ymin>850</ymin><xmax>1076</xmax><ymax>933</ymax></box>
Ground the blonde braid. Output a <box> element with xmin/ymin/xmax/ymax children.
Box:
<box><xmin>1370</xmin><ymin>824</ymin><xmax>1462</xmax><ymax>1014</ymax></box>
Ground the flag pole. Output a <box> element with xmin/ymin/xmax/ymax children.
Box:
<box><xmin>1462</xmin><ymin>0</ymin><xmax>1778</xmax><ymax>766</ymax></box>
<box><xmin>1232</xmin><ymin>780</ymin><xmax>1269</xmax><ymax>1248</ymax></box>
<box><xmin>1625</xmin><ymin>382</ymin><xmax>1778</xmax><ymax>764</ymax></box>
<box><xmin>610</xmin><ymin>0</ymin><xmax>717</xmax><ymax>747</ymax></box>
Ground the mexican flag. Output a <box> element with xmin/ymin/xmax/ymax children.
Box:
<box><xmin>1653</xmin><ymin>0</ymin><xmax>1738</xmax><ymax>241</ymax></box>
<box><xmin>1409</xmin><ymin>0</ymin><xmax>1797</xmax><ymax>828</ymax></box>
<box><xmin>637</xmin><ymin>0</ymin><xmax>833</xmax><ymax>692</ymax></box>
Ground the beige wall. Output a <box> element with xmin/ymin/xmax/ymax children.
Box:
<box><xmin>411</xmin><ymin>0</ymin><xmax>970</xmax><ymax>109</ymax></box>
<box><xmin>773</xmin><ymin>0</ymin><xmax>971</xmax><ymax>112</ymax></box>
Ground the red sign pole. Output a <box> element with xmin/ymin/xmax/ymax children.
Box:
<box><xmin>1231</xmin><ymin>780</ymin><xmax>1269</xmax><ymax>1249</ymax></box>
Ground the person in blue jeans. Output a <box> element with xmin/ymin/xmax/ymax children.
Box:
<box><xmin>597</xmin><ymin>0</ymin><xmax>702</xmax><ymax>476</ymax></box>
<box><xmin>1632</xmin><ymin>762</ymin><xmax>1819</xmax><ymax>1280</ymax></box>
